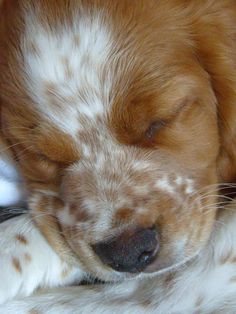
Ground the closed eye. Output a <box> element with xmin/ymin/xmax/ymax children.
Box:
<box><xmin>145</xmin><ymin>120</ymin><xmax>166</xmax><ymax>140</ymax></box>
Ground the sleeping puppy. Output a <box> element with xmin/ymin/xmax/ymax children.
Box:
<box><xmin>0</xmin><ymin>0</ymin><xmax>236</xmax><ymax>311</ymax></box>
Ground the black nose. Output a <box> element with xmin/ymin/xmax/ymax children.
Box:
<box><xmin>92</xmin><ymin>227</ymin><xmax>159</xmax><ymax>273</ymax></box>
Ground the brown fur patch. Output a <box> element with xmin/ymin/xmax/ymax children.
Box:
<box><xmin>37</xmin><ymin>125</ymin><xmax>80</xmax><ymax>164</ymax></box>
<box><xmin>15</xmin><ymin>234</ymin><xmax>28</xmax><ymax>245</ymax></box>
<box><xmin>115</xmin><ymin>207</ymin><xmax>135</xmax><ymax>223</ymax></box>
<box><xmin>12</xmin><ymin>257</ymin><xmax>22</xmax><ymax>273</ymax></box>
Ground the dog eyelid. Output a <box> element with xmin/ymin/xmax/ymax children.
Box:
<box><xmin>145</xmin><ymin>120</ymin><xmax>166</xmax><ymax>139</ymax></box>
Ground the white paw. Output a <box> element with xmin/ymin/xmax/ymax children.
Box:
<box><xmin>0</xmin><ymin>217</ymin><xmax>33</xmax><ymax>303</ymax></box>
<box><xmin>0</xmin><ymin>215</ymin><xmax>84</xmax><ymax>304</ymax></box>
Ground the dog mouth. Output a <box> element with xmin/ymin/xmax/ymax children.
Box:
<box><xmin>143</xmin><ymin>252</ymin><xmax>197</xmax><ymax>275</ymax></box>
<box><xmin>87</xmin><ymin>248</ymin><xmax>199</xmax><ymax>283</ymax></box>
<box><xmin>60</xmin><ymin>221</ymin><xmax>206</xmax><ymax>280</ymax></box>
<box><xmin>92</xmin><ymin>230</ymin><xmax>208</xmax><ymax>278</ymax></box>
<box><xmin>60</xmin><ymin>223</ymin><xmax>206</xmax><ymax>283</ymax></box>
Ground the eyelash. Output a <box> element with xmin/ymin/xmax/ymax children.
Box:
<box><xmin>145</xmin><ymin>120</ymin><xmax>166</xmax><ymax>140</ymax></box>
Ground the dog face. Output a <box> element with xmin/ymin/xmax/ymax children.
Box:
<box><xmin>1</xmin><ymin>0</ymin><xmax>236</xmax><ymax>281</ymax></box>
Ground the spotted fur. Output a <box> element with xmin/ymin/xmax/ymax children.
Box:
<box><xmin>0</xmin><ymin>200</ymin><xmax>236</xmax><ymax>313</ymax></box>
<box><xmin>1</xmin><ymin>0</ymin><xmax>236</xmax><ymax>313</ymax></box>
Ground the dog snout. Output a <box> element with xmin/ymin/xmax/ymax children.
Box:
<box><xmin>92</xmin><ymin>226</ymin><xmax>159</xmax><ymax>273</ymax></box>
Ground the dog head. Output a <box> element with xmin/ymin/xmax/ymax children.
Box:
<box><xmin>1</xmin><ymin>0</ymin><xmax>236</xmax><ymax>281</ymax></box>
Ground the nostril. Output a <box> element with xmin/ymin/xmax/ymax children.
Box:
<box><xmin>92</xmin><ymin>226</ymin><xmax>160</xmax><ymax>273</ymax></box>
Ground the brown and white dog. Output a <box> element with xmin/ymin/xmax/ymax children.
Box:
<box><xmin>0</xmin><ymin>0</ymin><xmax>236</xmax><ymax>313</ymax></box>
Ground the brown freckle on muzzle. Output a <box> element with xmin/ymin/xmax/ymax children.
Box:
<box><xmin>114</xmin><ymin>207</ymin><xmax>135</xmax><ymax>223</ymax></box>
<box><xmin>69</xmin><ymin>203</ymin><xmax>93</xmax><ymax>222</ymax></box>
<box><xmin>51</xmin><ymin>197</ymin><xmax>65</xmax><ymax>211</ymax></box>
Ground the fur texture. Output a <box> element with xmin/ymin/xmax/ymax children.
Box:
<box><xmin>1</xmin><ymin>0</ymin><xmax>236</xmax><ymax>312</ymax></box>
<box><xmin>0</xmin><ymin>198</ymin><xmax>236</xmax><ymax>313</ymax></box>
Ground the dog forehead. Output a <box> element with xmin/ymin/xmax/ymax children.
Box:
<box><xmin>23</xmin><ymin>10</ymin><xmax>116</xmax><ymax>138</ymax></box>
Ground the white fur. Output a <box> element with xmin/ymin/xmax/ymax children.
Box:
<box><xmin>0</xmin><ymin>150</ymin><xmax>25</xmax><ymax>207</ymax></box>
<box><xmin>0</xmin><ymin>215</ymin><xmax>84</xmax><ymax>305</ymax></box>
<box><xmin>24</xmin><ymin>11</ymin><xmax>113</xmax><ymax>138</ymax></box>
<box><xmin>0</xmin><ymin>179</ymin><xmax>24</xmax><ymax>207</ymax></box>
<box><xmin>155</xmin><ymin>175</ymin><xmax>176</xmax><ymax>194</ymax></box>
<box><xmin>58</xmin><ymin>206</ymin><xmax>76</xmax><ymax>227</ymax></box>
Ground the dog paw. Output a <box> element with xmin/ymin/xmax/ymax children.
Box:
<box><xmin>0</xmin><ymin>214</ymin><xmax>84</xmax><ymax>304</ymax></box>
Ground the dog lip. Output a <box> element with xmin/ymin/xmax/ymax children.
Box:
<box><xmin>143</xmin><ymin>252</ymin><xmax>198</xmax><ymax>274</ymax></box>
<box><xmin>144</xmin><ymin>257</ymin><xmax>173</xmax><ymax>273</ymax></box>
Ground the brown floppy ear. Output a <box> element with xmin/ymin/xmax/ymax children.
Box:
<box><xmin>196</xmin><ymin>10</ymin><xmax>236</xmax><ymax>184</ymax></box>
